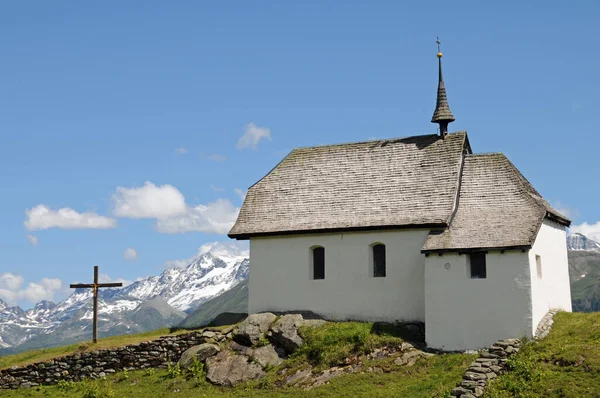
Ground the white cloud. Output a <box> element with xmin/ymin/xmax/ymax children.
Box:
<box><xmin>156</xmin><ymin>199</ymin><xmax>239</xmax><ymax>234</ymax></box>
<box><xmin>113</xmin><ymin>182</ymin><xmax>239</xmax><ymax>234</ymax></box>
<box><xmin>0</xmin><ymin>273</ymin><xmax>63</xmax><ymax>305</ymax></box>
<box><xmin>26</xmin><ymin>234</ymin><xmax>39</xmax><ymax>246</ymax></box>
<box><xmin>237</xmin><ymin>122</ymin><xmax>271</xmax><ymax>150</ymax></box>
<box><xmin>124</xmin><ymin>248</ymin><xmax>138</xmax><ymax>261</ymax></box>
<box><xmin>570</xmin><ymin>221</ymin><xmax>600</xmax><ymax>242</ymax></box>
<box><xmin>175</xmin><ymin>147</ymin><xmax>188</xmax><ymax>154</ymax></box>
<box><xmin>207</xmin><ymin>154</ymin><xmax>227</xmax><ymax>162</ymax></box>
<box><xmin>24</xmin><ymin>205</ymin><xmax>117</xmax><ymax>231</ymax></box>
<box><xmin>210</xmin><ymin>185</ymin><xmax>224</xmax><ymax>192</ymax></box>
<box><xmin>233</xmin><ymin>188</ymin><xmax>246</xmax><ymax>202</ymax></box>
<box><xmin>113</xmin><ymin>181</ymin><xmax>187</xmax><ymax>219</ymax></box>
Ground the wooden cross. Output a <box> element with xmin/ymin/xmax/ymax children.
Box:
<box><xmin>70</xmin><ymin>266</ymin><xmax>123</xmax><ymax>343</ymax></box>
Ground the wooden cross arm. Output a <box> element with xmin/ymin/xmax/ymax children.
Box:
<box><xmin>96</xmin><ymin>283</ymin><xmax>123</xmax><ymax>288</ymax></box>
<box><xmin>70</xmin><ymin>283</ymin><xmax>94</xmax><ymax>288</ymax></box>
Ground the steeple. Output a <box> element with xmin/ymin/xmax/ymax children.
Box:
<box><xmin>431</xmin><ymin>38</ymin><xmax>455</xmax><ymax>137</ymax></box>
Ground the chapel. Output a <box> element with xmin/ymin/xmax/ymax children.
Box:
<box><xmin>228</xmin><ymin>46</ymin><xmax>572</xmax><ymax>351</ymax></box>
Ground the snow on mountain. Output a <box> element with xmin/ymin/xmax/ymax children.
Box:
<box><xmin>0</xmin><ymin>242</ymin><xmax>249</xmax><ymax>352</ymax></box>
<box><xmin>567</xmin><ymin>233</ymin><xmax>600</xmax><ymax>252</ymax></box>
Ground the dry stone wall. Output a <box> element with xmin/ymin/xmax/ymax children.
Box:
<box><xmin>0</xmin><ymin>328</ymin><xmax>229</xmax><ymax>390</ymax></box>
<box><xmin>449</xmin><ymin>338</ymin><xmax>522</xmax><ymax>398</ymax></box>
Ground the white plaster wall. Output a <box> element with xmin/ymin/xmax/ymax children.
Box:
<box><xmin>249</xmin><ymin>229</ymin><xmax>431</xmax><ymax>323</ymax></box>
<box><xmin>425</xmin><ymin>251</ymin><xmax>533</xmax><ymax>351</ymax></box>
<box><xmin>529</xmin><ymin>218</ymin><xmax>572</xmax><ymax>332</ymax></box>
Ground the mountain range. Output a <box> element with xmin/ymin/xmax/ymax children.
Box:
<box><xmin>0</xmin><ymin>243</ymin><xmax>248</xmax><ymax>353</ymax></box>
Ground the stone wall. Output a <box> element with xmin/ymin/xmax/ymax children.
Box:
<box><xmin>0</xmin><ymin>328</ymin><xmax>231</xmax><ymax>390</ymax></box>
<box><xmin>449</xmin><ymin>338</ymin><xmax>522</xmax><ymax>398</ymax></box>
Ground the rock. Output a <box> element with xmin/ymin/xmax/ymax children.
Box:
<box><xmin>284</xmin><ymin>368</ymin><xmax>312</xmax><ymax>386</ymax></box>
<box><xmin>463</xmin><ymin>371</ymin><xmax>488</xmax><ymax>381</ymax></box>
<box><xmin>206</xmin><ymin>352</ymin><xmax>265</xmax><ymax>386</ymax></box>
<box><xmin>178</xmin><ymin>344</ymin><xmax>220</xmax><ymax>369</ymax></box>
<box><xmin>201</xmin><ymin>330</ymin><xmax>216</xmax><ymax>339</ymax></box>
<box><xmin>251</xmin><ymin>345</ymin><xmax>283</xmax><ymax>368</ymax></box>
<box><xmin>229</xmin><ymin>341</ymin><xmax>253</xmax><ymax>355</ymax></box>
<box><xmin>233</xmin><ymin>313</ymin><xmax>277</xmax><ymax>346</ymax></box>
<box><xmin>451</xmin><ymin>387</ymin><xmax>472</xmax><ymax>396</ymax></box>
<box><xmin>269</xmin><ymin>314</ymin><xmax>305</xmax><ymax>353</ymax></box>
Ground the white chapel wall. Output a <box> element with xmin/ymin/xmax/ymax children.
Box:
<box><xmin>528</xmin><ymin>218</ymin><xmax>572</xmax><ymax>332</ymax></box>
<box><xmin>248</xmin><ymin>229</ymin><xmax>431</xmax><ymax>323</ymax></box>
<box><xmin>424</xmin><ymin>251</ymin><xmax>533</xmax><ymax>351</ymax></box>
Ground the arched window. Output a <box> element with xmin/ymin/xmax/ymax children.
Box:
<box><xmin>372</xmin><ymin>244</ymin><xmax>386</xmax><ymax>278</ymax></box>
<box><xmin>312</xmin><ymin>246</ymin><xmax>325</xmax><ymax>280</ymax></box>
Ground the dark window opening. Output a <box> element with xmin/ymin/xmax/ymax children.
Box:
<box><xmin>313</xmin><ymin>247</ymin><xmax>325</xmax><ymax>280</ymax></box>
<box><xmin>373</xmin><ymin>244</ymin><xmax>386</xmax><ymax>277</ymax></box>
<box><xmin>469</xmin><ymin>253</ymin><xmax>486</xmax><ymax>279</ymax></box>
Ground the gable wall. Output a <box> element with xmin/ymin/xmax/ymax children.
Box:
<box><xmin>528</xmin><ymin>218</ymin><xmax>572</xmax><ymax>332</ymax></box>
<box><xmin>424</xmin><ymin>251</ymin><xmax>533</xmax><ymax>351</ymax></box>
<box><xmin>248</xmin><ymin>229</ymin><xmax>430</xmax><ymax>322</ymax></box>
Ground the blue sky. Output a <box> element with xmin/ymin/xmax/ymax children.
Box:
<box><xmin>1</xmin><ymin>1</ymin><xmax>599</xmax><ymax>308</ymax></box>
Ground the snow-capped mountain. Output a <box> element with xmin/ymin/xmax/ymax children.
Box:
<box><xmin>0</xmin><ymin>243</ymin><xmax>249</xmax><ymax>353</ymax></box>
<box><xmin>567</xmin><ymin>233</ymin><xmax>600</xmax><ymax>252</ymax></box>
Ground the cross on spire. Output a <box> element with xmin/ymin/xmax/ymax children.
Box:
<box><xmin>70</xmin><ymin>266</ymin><xmax>123</xmax><ymax>344</ymax></box>
<box><xmin>431</xmin><ymin>37</ymin><xmax>455</xmax><ymax>137</ymax></box>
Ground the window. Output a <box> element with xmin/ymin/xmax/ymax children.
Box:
<box><xmin>312</xmin><ymin>246</ymin><xmax>325</xmax><ymax>280</ymax></box>
<box><xmin>469</xmin><ymin>253</ymin><xmax>486</xmax><ymax>279</ymax></box>
<box><xmin>536</xmin><ymin>255</ymin><xmax>542</xmax><ymax>279</ymax></box>
<box><xmin>372</xmin><ymin>244</ymin><xmax>386</xmax><ymax>277</ymax></box>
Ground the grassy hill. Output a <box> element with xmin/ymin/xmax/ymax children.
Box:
<box><xmin>486</xmin><ymin>311</ymin><xmax>600</xmax><ymax>397</ymax></box>
<box><xmin>2</xmin><ymin>312</ymin><xmax>600</xmax><ymax>397</ymax></box>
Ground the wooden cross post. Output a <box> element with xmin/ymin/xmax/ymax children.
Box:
<box><xmin>69</xmin><ymin>266</ymin><xmax>123</xmax><ymax>344</ymax></box>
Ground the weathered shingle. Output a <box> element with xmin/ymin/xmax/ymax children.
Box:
<box><xmin>421</xmin><ymin>153</ymin><xmax>570</xmax><ymax>252</ymax></box>
<box><xmin>229</xmin><ymin>132</ymin><xmax>469</xmax><ymax>238</ymax></box>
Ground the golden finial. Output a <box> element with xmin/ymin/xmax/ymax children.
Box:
<box><xmin>436</xmin><ymin>37</ymin><xmax>443</xmax><ymax>58</ymax></box>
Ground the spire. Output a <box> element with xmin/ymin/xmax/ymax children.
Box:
<box><xmin>431</xmin><ymin>38</ymin><xmax>455</xmax><ymax>137</ymax></box>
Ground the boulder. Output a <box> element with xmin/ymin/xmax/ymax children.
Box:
<box><xmin>233</xmin><ymin>312</ymin><xmax>277</xmax><ymax>346</ymax></box>
<box><xmin>251</xmin><ymin>345</ymin><xmax>283</xmax><ymax>368</ymax></box>
<box><xmin>269</xmin><ymin>314</ymin><xmax>305</xmax><ymax>353</ymax></box>
<box><xmin>178</xmin><ymin>344</ymin><xmax>220</xmax><ymax>369</ymax></box>
<box><xmin>206</xmin><ymin>352</ymin><xmax>265</xmax><ymax>386</ymax></box>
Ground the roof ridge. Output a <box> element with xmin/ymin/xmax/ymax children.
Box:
<box><xmin>292</xmin><ymin>131</ymin><xmax>467</xmax><ymax>151</ymax></box>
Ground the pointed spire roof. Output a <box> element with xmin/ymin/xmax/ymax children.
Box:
<box><xmin>431</xmin><ymin>39</ymin><xmax>455</xmax><ymax>133</ymax></box>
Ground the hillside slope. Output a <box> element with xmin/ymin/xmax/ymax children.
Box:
<box><xmin>486</xmin><ymin>311</ymin><xmax>600</xmax><ymax>397</ymax></box>
<box><xmin>568</xmin><ymin>251</ymin><xmax>600</xmax><ymax>312</ymax></box>
<box><xmin>178</xmin><ymin>278</ymin><xmax>248</xmax><ymax>328</ymax></box>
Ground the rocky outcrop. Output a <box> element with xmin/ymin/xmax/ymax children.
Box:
<box><xmin>232</xmin><ymin>313</ymin><xmax>277</xmax><ymax>346</ymax></box>
<box><xmin>449</xmin><ymin>338</ymin><xmax>522</xmax><ymax>398</ymax></box>
<box><xmin>269</xmin><ymin>314</ymin><xmax>305</xmax><ymax>353</ymax></box>
<box><xmin>178</xmin><ymin>343</ymin><xmax>220</xmax><ymax>369</ymax></box>
<box><xmin>250</xmin><ymin>345</ymin><xmax>283</xmax><ymax>368</ymax></box>
<box><xmin>206</xmin><ymin>351</ymin><xmax>265</xmax><ymax>386</ymax></box>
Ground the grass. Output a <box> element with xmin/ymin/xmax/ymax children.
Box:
<box><xmin>0</xmin><ymin>328</ymin><xmax>193</xmax><ymax>370</ymax></box>
<box><xmin>0</xmin><ymin>320</ymin><xmax>474</xmax><ymax>397</ymax></box>
<box><xmin>1</xmin><ymin>353</ymin><xmax>473</xmax><ymax>398</ymax></box>
<box><xmin>485</xmin><ymin>311</ymin><xmax>600</xmax><ymax>398</ymax></box>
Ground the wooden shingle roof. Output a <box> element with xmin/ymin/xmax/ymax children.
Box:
<box><xmin>421</xmin><ymin>153</ymin><xmax>570</xmax><ymax>253</ymax></box>
<box><xmin>228</xmin><ymin>132</ymin><xmax>470</xmax><ymax>239</ymax></box>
